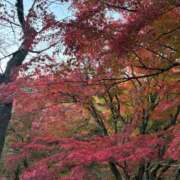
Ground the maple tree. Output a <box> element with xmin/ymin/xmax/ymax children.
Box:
<box><xmin>0</xmin><ymin>0</ymin><xmax>180</xmax><ymax>179</ymax></box>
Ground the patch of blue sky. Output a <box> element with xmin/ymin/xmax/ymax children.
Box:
<box><xmin>105</xmin><ymin>10</ymin><xmax>125</xmax><ymax>22</ymax></box>
<box><xmin>49</xmin><ymin>2</ymin><xmax>75</xmax><ymax>21</ymax></box>
<box><xmin>23</xmin><ymin>1</ymin><xmax>74</xmax><ymax>21</ymax></box>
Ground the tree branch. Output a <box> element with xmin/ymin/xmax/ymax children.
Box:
<box><xmin>16</xmin><ymin>0</ymin><xmax>25</xmax><ymax>30</ymax></box>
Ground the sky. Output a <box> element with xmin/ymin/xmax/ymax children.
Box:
<box><xmin>24</xmin><ymin>0</ymin><xmax>74</xmax><ymax>20</ymax></box>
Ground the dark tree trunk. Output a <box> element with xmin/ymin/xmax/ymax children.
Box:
<box><xmin>0</xmin><ymin>0</ymin><xmax>36</xmax><ymax>157</ymax></box>
<box><xmin>109</xmin><ymin>162</ymin><xmax>122</xmax><ymax>180</ymax></box>
<box><xmin>0</xmin><ymin>48</ymin><xmax>28</xmax><ymax>158</ymax></box>
<box><xmin>0</xmin><ymin>103</ymin><xmax>12</xmax><ymax>157</ymax></box>
<box><xmin>135</xmin><ymin>163</ymin><xmax>145</xmax><ymax>180</ymax></box>
<box><xmin>174</xmin><ymin>168</ymin><xmax>180</xmax><ymax>180</ymax></box>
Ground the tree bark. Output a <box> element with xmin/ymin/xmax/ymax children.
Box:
<box><xmin>0</xmin><ymin>48</ymin><xmax>28</xmax><ymax>158</ymax></box>
<box><xmin>0</xmin><ymin>0</ymin><xmax>37</xmax><ymax>158</ymax></box>
<box><xmin>109</xmin><ymin>162</ymin><xmax>122</xmax><ymax>180</ymax></box>
<box><xmin>0</xmin><ymin>103</ymin><xmax>12</xmax><ymax>157</ymax></box>
<box><xmin>135</xmin><ymin>163</ymin><xmax>145</xmax><ymax>180</ymax></box>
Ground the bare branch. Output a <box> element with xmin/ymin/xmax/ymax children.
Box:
<box><xmin>16</xmin><ymin>0</ymin><xmax>25</xmax><ymax>30</ymax></box>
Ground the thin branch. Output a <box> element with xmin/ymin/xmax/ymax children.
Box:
<box><xmin>101</xmin><ymin>0</ymin><xmax>137</xmax><ymax>12</ymax></box>
<box><xmin>0</xmin><ymin>52</ymin><xmax>15</xmax><ymax>61</ymax></box>
<box><xmin>154</xmin><ymin>25</ymin><xmax>180</xmax><ymax>41</ymax></box>
<box><xmin>29</xmin><ymin>42</ymin><xmax>58</xmax><ymax>54</ymax></box>
<box><xmin>0</xmin><ymin>17</ymin><xmax>21</xmax><ymax>27</ymax></box>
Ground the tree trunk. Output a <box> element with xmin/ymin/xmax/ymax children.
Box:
<box><xmin>135</xmin><ymin>163</ymin><xmax>145</xmax><ymax>180</ymax></box>
<box><xmin>109</xmin><ymin>162</ymin><xmax>122</xmax><ymax>180</ymax></box>
<box><xmin>0</xmin><ymin>103</ymin><xmax>12</xmax><ymax>157</ymax></box>
<box><xmin>0</xmin><ymin>48</ymin><xmax>28</xmax><ymax>158</ymax></box>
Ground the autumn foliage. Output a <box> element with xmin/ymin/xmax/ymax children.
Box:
<box><xmin>0</xmin><ymin>0</ymin><xmax>180</xmax><ymax>179</ymax></box>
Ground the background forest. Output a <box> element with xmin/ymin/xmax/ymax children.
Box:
<box><xmin>0</xmin><ymin>0</ymin><xmax>179</xmax><ymax>179</ymax></box>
